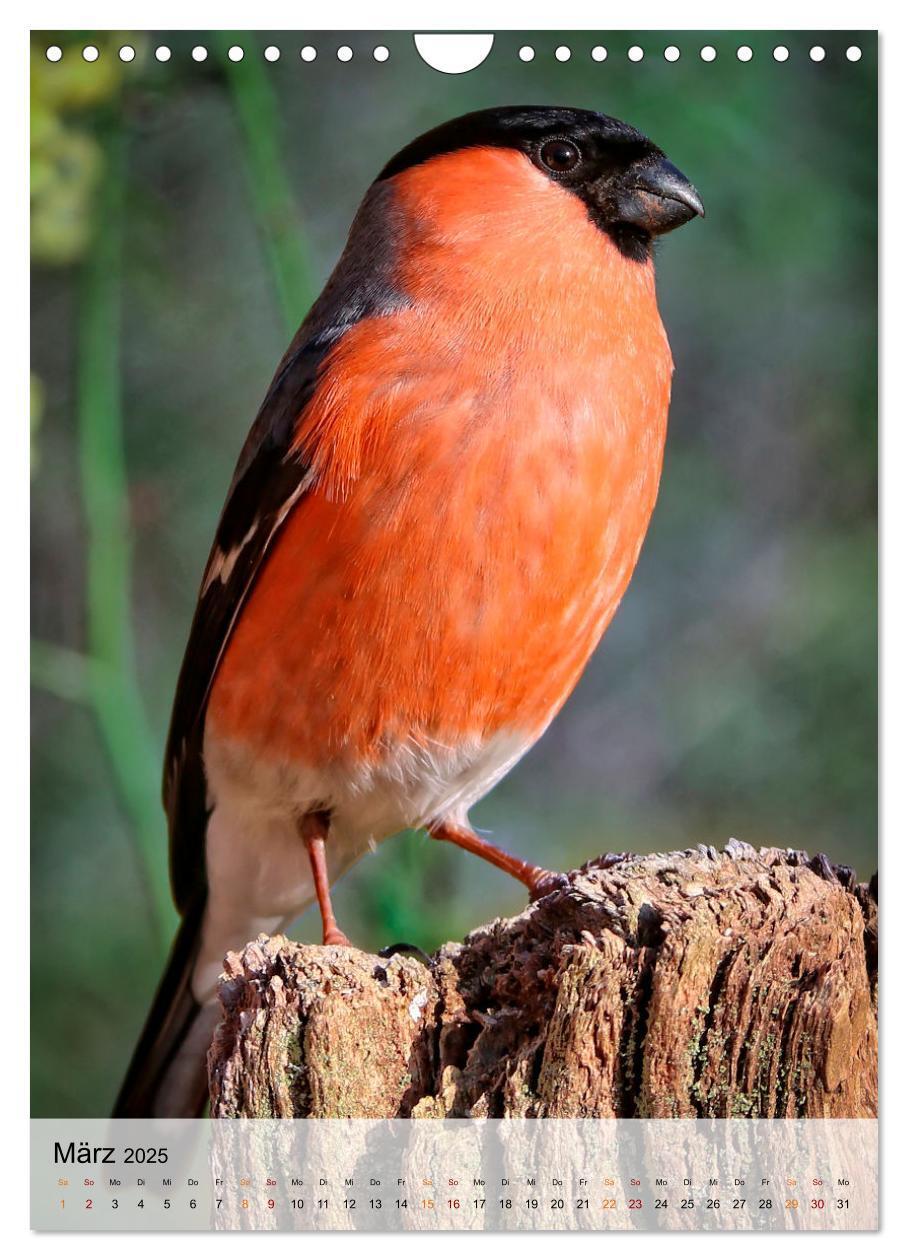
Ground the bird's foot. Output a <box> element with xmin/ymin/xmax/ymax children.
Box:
<box><xmin>527</xmin><ymin>868</ymin><xmax>571</xmax><ymax>901</ymax></box>
<box><xmin>429</xmin><ymin>819</ymin><xmax>571</xmax><ymax>903</ymax></box>
<box><xmin>322</xmin><ymin>927</ymin><xmax>352</xmax><ymax>947</ymax></box>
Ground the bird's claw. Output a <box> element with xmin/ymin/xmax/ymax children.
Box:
<box><xmin>528</xmin><ymin>869</ymin><xmax>571</xmax><ymax>901</ymax></box>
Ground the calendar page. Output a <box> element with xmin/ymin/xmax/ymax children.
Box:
<box><xmin>30</xmin><ymin>26</ymin><xmax>878</xmax><ymax>1233</ymax></box>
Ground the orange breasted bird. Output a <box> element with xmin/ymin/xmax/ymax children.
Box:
<box><xmin>114</xmin><ymin>105</ymin><xmax>703</xmax><ymax>1117</ymax></box>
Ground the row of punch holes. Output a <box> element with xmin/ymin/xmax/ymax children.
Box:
<box><xmin>45</xmin><ymin>42</ymin><xmax>864</xmax><ymax>67</ymax></box>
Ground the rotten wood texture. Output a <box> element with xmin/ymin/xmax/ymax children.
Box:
<box><xmin>208</xmin><ymin>841</ymin><xmax>877</xmax><ymax>1120</ymax></box>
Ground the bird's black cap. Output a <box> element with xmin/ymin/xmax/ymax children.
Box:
<box><xmin>379</xmin><ymin>105</ymin><xmax>650</xmax><ymax>179</ymax></box>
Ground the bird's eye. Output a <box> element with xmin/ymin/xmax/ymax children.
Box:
<box><xmin>539</xmin><ymin>138</ymin><xmax>582</xmax><ymax>174</ymax></box>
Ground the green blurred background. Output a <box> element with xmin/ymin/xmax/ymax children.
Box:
<box><xmin>30</xmin><ymin>31</ymin><xmax>877</xmax><ymax>1116</ymax></box>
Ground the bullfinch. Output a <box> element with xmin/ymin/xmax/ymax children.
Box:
<box><xmin>114</xmin><ymin>104</ymin><xmax>703</xmax><ymax>1117</ymax></box>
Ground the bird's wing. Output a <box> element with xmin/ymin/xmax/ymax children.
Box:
<box><xmin>162</xmin><ymin>334</ymin><xmax>328</xmax><ymax>911</ymax></box>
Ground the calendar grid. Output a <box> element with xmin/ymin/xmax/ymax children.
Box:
<box><xmin>31</xmin><ymin>1118</ymin><xmax>877</xmax><ymax>1231</ymax></box>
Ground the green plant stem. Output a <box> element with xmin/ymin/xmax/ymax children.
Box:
<box><xmin>218</xmin><ymin>34</ymin><xmax>314</xmax><ymax>333</ymax></box>
<box><xmin>77</xmin><ymin>118</ymin><xmax>174</xmax><ymax>947</ymax></box>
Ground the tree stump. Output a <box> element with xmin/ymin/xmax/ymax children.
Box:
<box><xmin>208</xmin><ymin>841</ymin><xmax>877</xmax><ymax>1120</ymax></box>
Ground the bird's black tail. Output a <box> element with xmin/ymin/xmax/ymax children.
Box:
<box><xmin>113</xmin><ymin>893</ymin><xmax>217</xmax><ymax>1118</ymax></box>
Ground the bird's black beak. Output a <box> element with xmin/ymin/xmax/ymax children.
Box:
<box><xmin>614</xmin><ymin>156</ymin><xmax>705</xmax><ymax>235</ymax></box>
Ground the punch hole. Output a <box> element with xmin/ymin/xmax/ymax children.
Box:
<box><xmin>264</xmin><ymin>46</ymin><xmax>280</xmax><ymax>62</ymax></box>
<box><xmin>413</xmin><ymin>34</ymin><xmax>494</xmax><ymax>74</ymax></box>
<box><xmin>155</xmin><ymin>46</ymin><xmax>171</xmax><ymax>62</ymax></box>
<box><xmin>737</xmin><ymin>46</ymin><xmax>753</xmax><ymax>62</ymax></box>
<box><xmin>664</xmin><ymin>46</ymin><xmax>680</xmax><ymax>62</ymax></box>
<box><xmin>810</xmin><ymin>46</ymin><xmax>826</xmax><ymax>62</ymax></box>
<box><xmin>591</xmin><ymin>46</ymin><xmax>607</xmax><ymax>62</ymax></box>
<box><xmin>192</xmin><ymin>46</ymin><xmax>208</xmax><ymax>63</ymax></box>
<box><xmin>846</xmin><ymin>45</ymin><xmax>862</xmax><ymax>62</ymax></box>
<box><xmin>555</xmin><ymin>45</ymin><xmax>571</xmax><ymax>62</ymax></box>
<box><xmin>118</xmin><ymin>46</ymin><xmax>136</xmax><ymax>63</ymax></box>
<box><xmin>45</xmin><ymin>45</ymin><xmax>62</xmax><ymax>62</ymax></box>
<box><xmin>700</xmin><ymin>45</ymin><xmax>717</xmax><ymax>62</ymax></box>
<box><xmin>82</xmin><ymin>45</ymin><xmax>99</xmax><ymax>62</ymax></box>
<box><xmin>228</xmin><ymin>46</ymin><xmax>244</xmax><ymax>62</ymax></box>
<box><xmin>518</xmin><ymin>46</ymin><xmax>535</xmax><ymax>62</ymax></box>
<box><xmin>300</xmin><ymin>46</ymin><xmax>317</xmax><ymax>62</ymax></box>
<box><xmin>628</xmin><ymin>46</ymin><xmax>644</xmax><ymax>62</ymax></box>
<box><xmin>373</xmin><ymin>46</ymin><xmax>390</xmax><ymax>62</ymax></box>
<box><xmin>337</xmin><ymin>46</ymin><xmax>353</xmax><ymax>62</ymax></box>
<box><xmin>773</xmin><ymin>46</ymin><xmax>789</xmax><ymax>62</ymax></box>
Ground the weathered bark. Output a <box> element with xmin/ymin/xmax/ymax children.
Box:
<box><xmin>208</xmin><ymin>841</ymin><xmax>877</xmax><ymax>1120</ymax></box>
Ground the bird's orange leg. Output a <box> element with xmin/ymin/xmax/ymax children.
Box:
<box><xmin>299</xmin><ymin>812</ymin><xmax>351</xmax><ymax>947</ymax></box>
<box><xmin>428</xmin><ymin>819</ymin><xmax>568</xmax><ymax>901</ymax></box>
